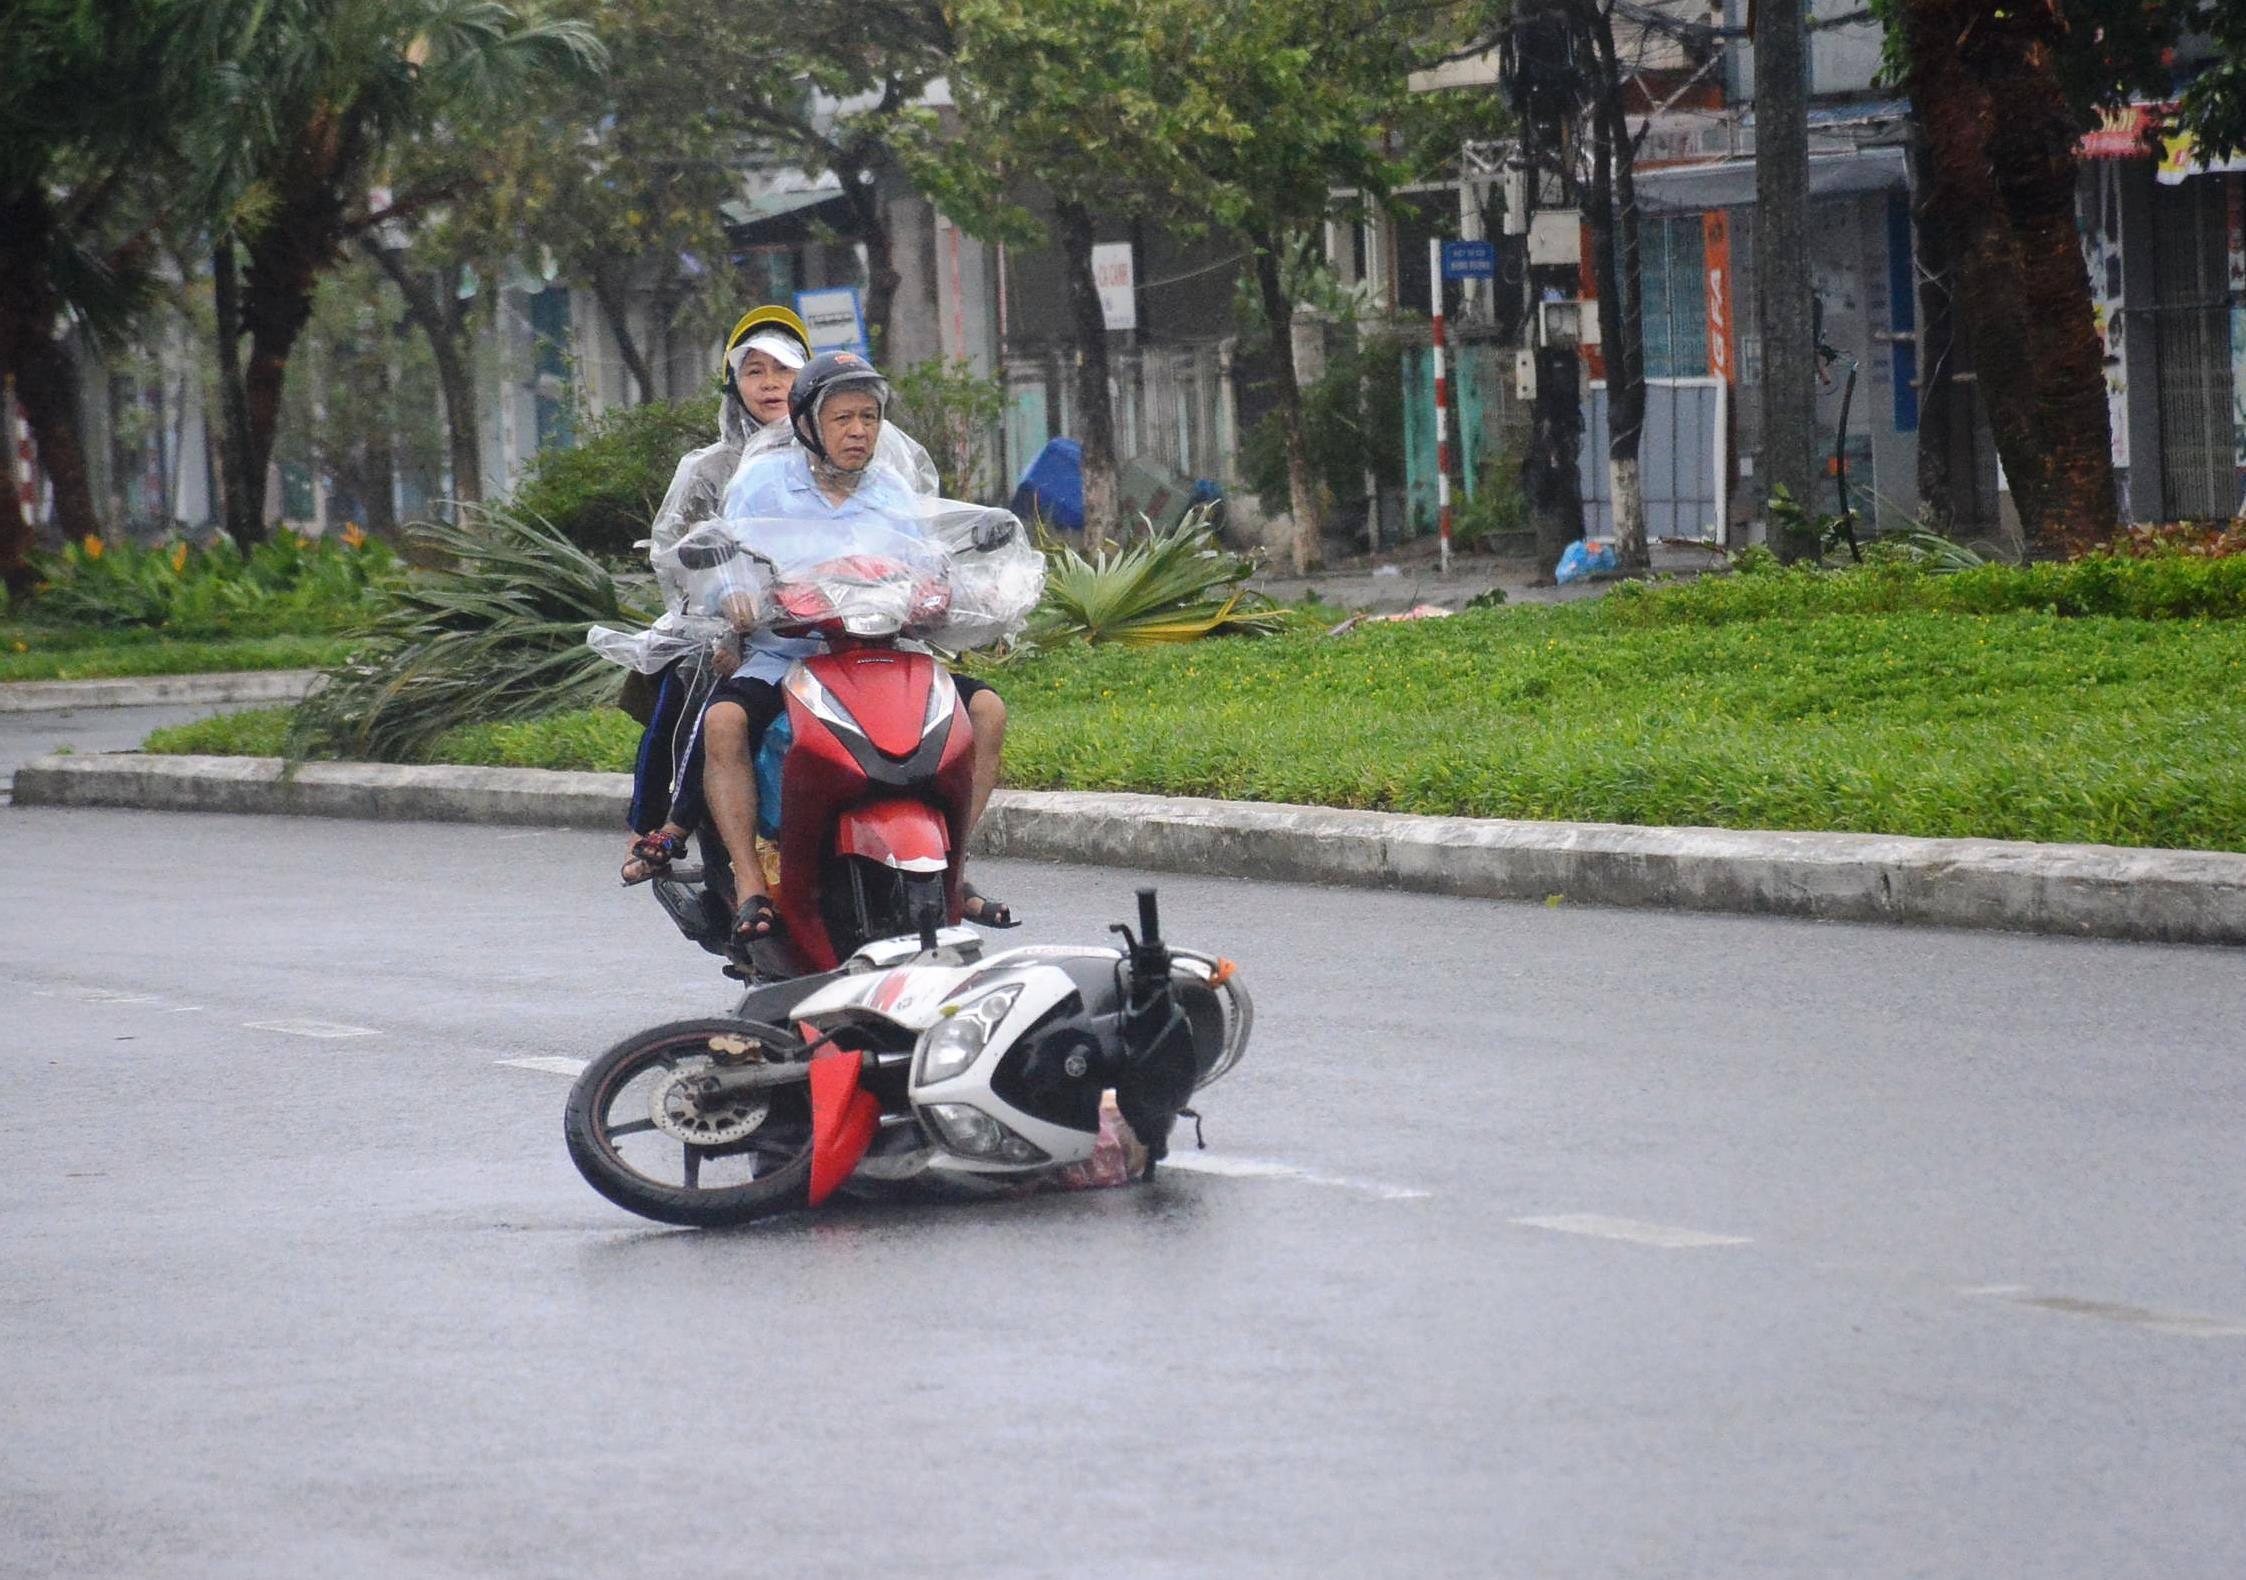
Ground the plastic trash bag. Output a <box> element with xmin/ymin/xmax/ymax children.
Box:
<box><xmin>1555</xmin><ymin>538</ymin><xmax>1618</xmax><ymax>585</ymax></box>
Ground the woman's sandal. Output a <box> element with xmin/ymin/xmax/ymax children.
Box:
<box><xmin>733</xmin><ymin>893</ymin><xmax>781</xmax><ymax>944</ymax></box>
<box><xmin>620</xmin><ymin>828</ymin><xmax>689</xmax><ymax>886</ymax></box>
<box><xmin>961</xmin><ymin>882</ymin><xmax>1021</xmax><ymax>929</ymax></box>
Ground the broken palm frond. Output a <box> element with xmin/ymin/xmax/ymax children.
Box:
<box><xmin>1028</xmin><ymin>505</ymin><xmax>1295</xmax><ymax>648</ymax></box>
<box><xmin>288</xmin><ymin>503</ymin><xmax>654</xmax><ymax>763</ymax></box>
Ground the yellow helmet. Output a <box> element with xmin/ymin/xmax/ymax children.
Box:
<box><xmin>720</xmin><ymin>305</ymin><xmax>812</xmax><ymax>384</ymax></box>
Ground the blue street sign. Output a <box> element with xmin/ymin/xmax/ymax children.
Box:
<box><xmin>1441</xmin><ymin>240</ymin><xmax>1497</xmax><ymax>281</ymax></box>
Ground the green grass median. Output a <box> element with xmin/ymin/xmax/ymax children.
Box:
<box><xmin>1</xmin><ymin>627</ymin><xmax>355</xmax><ymax>683</ymax></box>
<box><xmin>143</xmin><ymin>591</ymin><xmax>2246</xmax><ymax>853</ymax></box>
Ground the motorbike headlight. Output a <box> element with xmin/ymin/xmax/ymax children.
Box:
<box><xmin>784</xmin><ymin>665</ymin><xmax>854</xmax><ymax>733</ymax></box>
<box><xmin>921</xmin><ymin>1102</ymin><xmax>1048</xmax><ymax>1164</ymax></box>
<box><xmin>915</xmin><ymin>984</ymin><xmax>1021</xmax><ymax>1085</ymax></box>
<box><xmin>922</xmin><ymin>668</ymin><xmax>957</xmax><ymax>736</ymax></box>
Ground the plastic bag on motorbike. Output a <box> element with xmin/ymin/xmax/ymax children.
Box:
<box><xmin>585</xmin><ymin>609</ymin><xmax>733</xmax><ymax>674</ymax></box>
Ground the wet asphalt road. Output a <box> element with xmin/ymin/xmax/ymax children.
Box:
<box><xmin>3</xmin><ymin>790</ymin><xmax>2245</xmax><ymax>1577</ymax></box>
<box><xmin>0</xmin><ymin>701</ymin><xmax>233</xmax><ymax>781</ymax></box>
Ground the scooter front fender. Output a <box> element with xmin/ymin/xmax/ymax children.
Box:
<box><xmin>835</xmin><ymin>797</ymin><xmax>950</xmax><ymax>874</ymax></box>
<box><xmin>807</xmin><ymin>1049</ymin><xmax>880</xmax><ymax>1206</ymax></box>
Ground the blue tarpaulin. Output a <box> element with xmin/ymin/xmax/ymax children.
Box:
<box><xmin>1012</xmin><ymin>437</ymin><xmax>1083</xmax><ymax>532</ymax></box>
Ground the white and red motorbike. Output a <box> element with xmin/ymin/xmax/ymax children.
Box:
<box><xmin>566</xmin><ymin>500</ymin><xmax>1252</xmax><ymax>1225</ymax></box>
<box><xmin>565</xmin><ymin>890</ymin><xmax>1252</xmax><ymax>1225</ymax></box>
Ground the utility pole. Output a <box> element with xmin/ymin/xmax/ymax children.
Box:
<box><xmin>1502</xmin><ymin>0</ymin><xmax>1587</xmax><ymax>573</ymax></box>
<box><xmin>1755</xmin><ymin>0</ymin><xmax>1817</xmax><ymax>558</ymax></box>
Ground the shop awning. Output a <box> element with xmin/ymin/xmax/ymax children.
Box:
<box><xmin>720</xmin><ymin>185</ymin><xmax>859</xmax><ymax>246</ymax></box>
<box><xmin>1635</xmin><ymin>147</ymin><xmax>1907</xmax><ymax>214</ymax></box>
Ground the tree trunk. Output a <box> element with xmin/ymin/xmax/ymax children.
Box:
<box><xmin>1756</xmin><ymin>0</ymin><xmax>1820</xmax><ymax>558</ymax></box>
<box><xmin>0</xmin><ymin>188</ymin><xmax>102</xmax><ymax>552</ymax></box>
<box><xmin>6</xmin><ymin>333</ymin><xmax>100</xmax><ymax>550</ymax></box>
<box><xmin>364</xmin><ymin>241</ymin><xmax>483</xmax><ymax>506</ymax></box>
<box><xmin>231</xmin><ymin>130</ymin><xmax>360</xmax><ymax>547</ymax></box>
<box><xmin>1584</xmin><ymin>5</ymin><xmax>1649</xmax><ymax>572</ymax></box>
<box><xmin>1252</xmin><ymin>229</ymin><xmax>1322</xmax><ymax>574</ymax></box>
<box><xmin>1908</xmin><ymin>133</ymin><xmax>1961</xmax><ymax>531</ymax></box>
<box><xmin>1980</xmin><ymin>9</ymin><xmax>2115</xmax><ymax>548</ymax></box>
<box><xmin>0</xmin><ymin>378</ymin><xmax>33</xmax><ymax>601</ymax></box>
<box><xmin>1896</xmin><ymin>0</ymin><xmax>2114</xmax><ymax>552</ymax></box>
<box><xmin>212</xmin><ymin>241</ymin><xmax>260</xmax><ymax>547</ymax></box>
<box><xmin>589</xmin><ymin>263</ymin><xmax>657</xmax><ymax>405</ymax></box>
<box><xmin>846</xmin><ymin>157</ymin><xmax>902</xmax><ymax>361</ymax></box>
<box><xmin>1056</xmin><ymin>200</ymin><xmax>1120</xmax><ymax>550</ymax></box>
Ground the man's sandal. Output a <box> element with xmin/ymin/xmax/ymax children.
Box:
<box><xmin>620</xmin><ymin>828</ymin><xmax>689</xmax><ymax>886</ymax></box>
<box><xmin>961</xmin><ymin>882</ymin><xmax>1021</xmax><ymax>929</ymax></box>
<box><xmin>733</xmin><ymin>893</ymin><xmax>781</xmax><ymax>944</ymax></box>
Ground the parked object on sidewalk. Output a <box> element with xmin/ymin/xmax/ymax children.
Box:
<box><xmin>1555</xmin><ymin>538</ymin><xmax>1618</xmax><ymax>585</ymax></box>
<box><xmin>1012</xmin><ymin>437</ymin><xmax>1084</xmax><ymax>532</ymax></box>
<box><xmin>1120</xmin><ymin>456</ymin><xmax>1199</xmax><ymax>533</ymax></box>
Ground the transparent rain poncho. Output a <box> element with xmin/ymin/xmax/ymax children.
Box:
<box><xmin>587</xmin><ymin>407</ymin><xmax>949</xmax><ymax>674</ymax></box>
<box><xmin>654</xmin><ymin>495</ymin><xmax>1043</xmax><ymax>655</ymax></box>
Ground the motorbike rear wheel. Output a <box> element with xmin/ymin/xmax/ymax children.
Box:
<box><xmin>564</xmin><ymin>1017</ymin><xmax>816</xmax><ymax>1227</ymax></box>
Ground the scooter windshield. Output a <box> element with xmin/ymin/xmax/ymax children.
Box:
<box><xmin>660</xmin><ymin>499</ymin><xmax>1042</xmax><ymax>648</ymax></box>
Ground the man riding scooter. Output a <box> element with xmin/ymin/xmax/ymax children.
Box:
<box><xmin>694</xmin><ymin>351</ymin><xmax>1020</xmax><ymax>954</ymax></box>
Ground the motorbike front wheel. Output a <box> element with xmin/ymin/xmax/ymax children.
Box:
<box><xmin>564</xmin><ymin>1018</ymin><xmax>816</xmax><ymax>1227</ymax></box>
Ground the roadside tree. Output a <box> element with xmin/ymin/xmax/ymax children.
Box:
<box><xmin>197</xmin><ymin>0</ymin><xmax>600</xmax><ymax>548</ymax></box>
<box><xmin>0</xmin><ymin>0</ymin><xmax>242</xmax><ymax>593</ymax></box>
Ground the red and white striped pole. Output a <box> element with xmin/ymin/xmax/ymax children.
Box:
<box><xmin>1428</xmin><ymin>238</ymin><xmax>1452</xmax><ymax>575</ymax></box>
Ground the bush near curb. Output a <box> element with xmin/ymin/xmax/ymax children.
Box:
<box><xmin>508</xmin><ymin>398</ymin><xmax>713</xmax><ymax>559</ymax></box>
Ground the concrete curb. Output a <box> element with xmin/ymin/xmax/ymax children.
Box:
<box><xmin>0</xmin><ymin>670</ymin><xmax>320</xmax><ymax>713</ymax></box>
<box><xmin>13</xmin><ymin>752</ymin><xmax>2246</xmax><ymax>946</ymax></box>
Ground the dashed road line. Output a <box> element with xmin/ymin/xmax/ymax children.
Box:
<box><xmin>1512</xmin><ymin>1213</ymin><xmax>1752</xmax><ymax>1249</ymax></box>
<box><xmin>1159</xmin><ymin>1153</ymin><xmax>1431</xmax><ymax>1201</ymax></box>
<box><xmin>1960</xmin><ymin>1284</ymin><xmax>2246</xmax><ymax>1339</ymax></box>
<box><xmin>497</xmin><ymin>1056</ymin><xmax>589</xmax><ymax>1076</ymax></box>
<box><xmin>243</xmin><ymin>1018</ymin><xmax>381</xmax><ymax>1039</ymax></box>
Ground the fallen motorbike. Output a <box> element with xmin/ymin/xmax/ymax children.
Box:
<box><xmin>565</xmin><ymin>496</ymin><xmax>1252</xmax><ymax>1225</ymax></box>
<box><xmin>565</xmin><ymin>890</ymin><xmax>1251</xmax><ymax>1226</ymax></box>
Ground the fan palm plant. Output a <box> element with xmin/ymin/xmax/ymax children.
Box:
<box><xmin>288</xmin><ymin>504</ymin><xmax>652</xmax><ymax>762</ymax></box>
<box><xmin>1028</xmin><ymin>505</ymin><xmax>1295</xmax><ymax>647</ymax></box>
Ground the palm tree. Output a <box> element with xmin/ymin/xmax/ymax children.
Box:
<box><xmin>199</xmin><ymin>0</ymin><xmax>602</xmax><ymax>547</ymax></box>
<box><xmin>0</xmin><ymin>0</ymin><xmax>242</xmax><ymax>595</ymax></box>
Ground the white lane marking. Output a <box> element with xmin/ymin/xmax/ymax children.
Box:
<box><xmin>1513</xmin><ymin>1213</ymin><xmax>1751</xmax><ymax>1249</ymax></box>
<box><xmin>1160</xmin><ymin>1152</ymin><xmax>1431</xmax><ymax>1202</ymax></box>
<box><xmin>81</xmin><ymin>989</ymin><xmax>163</xmax><ymax>1005</ymax></box>
<box><xmin>497</xmin><ymin>1056</ymin><xmax>589</xmax><ymax>1076</ymax></box>
<box><xmin>163</xmin><ymin>1006</ymin><xmax>203</xmax><ymax>1014</ymax></box>
<box><xmin>243</xmin><ymin>1019</ymin><xmax>381</xmax><ymax>1039</ymax></box>
<box><xmin>1960</xmin><ymin>1285</ymin><xmax>2246</xmax><ymax>1339</ymax></box>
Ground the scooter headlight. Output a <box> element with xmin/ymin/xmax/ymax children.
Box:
<box><xmin>922</xmin><ymin>1102</ymin><xmax>1049</xmax><ymax>1164</ymax></box>
<box><xmin>784</xmin><ymin>665</ymin><xmax>854</xmax><ymax>733</ymax></box>
<box><xmin>922</xmin><ymin>668</ymin><xmax>957</xmax><ymax>736</ymax></box>
<box><xmin>915</xmin><ymin>984</ymin><xmax>1021</xmax><ymax>1085</ymax></box>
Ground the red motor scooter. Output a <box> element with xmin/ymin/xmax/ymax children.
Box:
<box><xmin>656</xmin><ymin>507</ymin><xmax>1033</xmax><ymax>980</ymax></box>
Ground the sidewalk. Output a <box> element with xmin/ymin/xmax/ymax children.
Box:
<box><xmin>0</xmin><ymin>669</ymin><xmax>320</xmax><ymax>713</ymax></box>
<box><xmin>1248</xmin><ymin>538</ymin><xmax>1722</xmax><ymax>615</ymax></box>
<box><xmin>14</xmin><ymin>751</ymin><xmax>2243</xmax><ymax>947</ymax></box>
